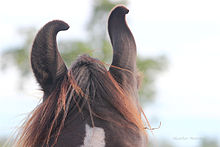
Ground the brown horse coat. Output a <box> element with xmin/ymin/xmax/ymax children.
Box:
<box><xmin>16</xmin><ymin>5</ymin><xmax>148</xmax><ymax>147</ymax></box>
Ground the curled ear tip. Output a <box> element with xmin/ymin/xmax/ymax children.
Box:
<box><xmin>111</xmin><ymin>5</ymin><xmax>129</xmax><ymax>15</ymax></box>
<box><xmin>45</xmin><ymin>20</ymin><xmax>70</xmax><ymax>31</ymax></box>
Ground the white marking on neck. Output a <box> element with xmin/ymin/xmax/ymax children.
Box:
<box><xmin>81</xmin><ymin>124</ymin><xmax>105</xmax><ymax>147</ymax></box>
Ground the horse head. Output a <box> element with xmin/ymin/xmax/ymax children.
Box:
<box><xmin>17</xmin><ymin>5</ymin><xmax>148</xmax><ymax>147</ymax></box>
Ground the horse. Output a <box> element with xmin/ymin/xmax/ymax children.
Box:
<box><xmin>15</xmin><ymin>5</ymin><xmax>148</xmax><ymax>147</ymax></box>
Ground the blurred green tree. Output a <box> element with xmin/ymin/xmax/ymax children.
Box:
<box><xmin>200</xmin><ymin>138</ymin><xmax>219</xmax><ymax>147</ymax></box>
<box><xmin>0</xmin><ymin>137</ymin><xmax>12</xmax><ymax>147</ymax></box>
<box><xmin>0</xmin><ymin>0</ymin><xmax>166</xmax><ymax>103</ymax></box>
<box><xmin>148</xmin><ymin>139</ymin><xmax>174</xmax><ymax>147</ymax></box>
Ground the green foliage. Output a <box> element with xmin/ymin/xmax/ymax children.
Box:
<box><xmin>0</xmin><ymin>137</ymin><xmax>13</xmax><ymax>147</ymax></box>
<box><xmin>0</xmin><ymin>0</ymin><xmax>167</xmax><ymax>103</ymax></box>
<box><xmin>200</xmin><ymin>138</ymin><xmax>219</xmax><ymax>147</ymax></box>
<box><xmin>59</xmin><ymin>40</ymin><xmax>93</xmax><ymax>67</ymax></box>
<box><xmin>148</xmin><ymin>139</ymin><xmax>175</xmax><ymax>147</ymax></box>
<box><xmin>0</xmin><ymin>138</ymin><xmax>6</xmax><ymax>147</ymax></box>
<box><xmin>0</xmin><ymin>28</ymin><xmax>36</xmax><ymax>76</ymax></box>
<box><xmin>87</xmin><ymin>0</ymin><xmax>127</xmax><ymax>38</ymax></box>
<box><xmin>137</xmin><ymin>56</ymin><xmax>167</xmax><ymax>102</ymax></box>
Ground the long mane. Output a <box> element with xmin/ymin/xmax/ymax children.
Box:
<box><xmin>15</xmin><ymin>55</ymin><xmax>146</xmax><ymax>147</ymax></box>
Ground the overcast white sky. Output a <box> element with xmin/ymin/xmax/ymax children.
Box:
<box><xmin>0</xmin><ymin>0</ymin><xmax>220</xmax><ymax>146</ymax></box>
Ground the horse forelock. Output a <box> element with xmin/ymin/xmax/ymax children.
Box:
<box><xmin>16</xmin><ymin>55</ymin><xmax>146</xmax><ymax>147</ymax></box>
<box><xmin>68</xmin><ymin>55</ymin><xmax>145</xmax><ymax>129</ymax></box>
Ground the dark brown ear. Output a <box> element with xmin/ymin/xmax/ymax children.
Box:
<box><xmin>108</xmin><ymin>5</ymin><xmax>137</xmax><ymax>89</ymax></box>
<box><xmin>31</xmin><ymin>20</ymin><xmax>69</xmax><ymax>96</ymax></box>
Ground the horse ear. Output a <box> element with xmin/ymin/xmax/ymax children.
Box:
<box><xmin>31</xmin><ymin>20</ymin><xmax>69</xmax><ymax>95</ymax></box>
<box><xmin>108</xmin><ymin>6</ymin><xmax>137</xmax><ymax>89</ymax></box>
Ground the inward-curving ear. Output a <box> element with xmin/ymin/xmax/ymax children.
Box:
<box><xmin>108</xmin><ymin>5</ymin><xmax>137</xmax><ymax>90</ymax></box>
<box><xmin>31</xmin><ymin>20</ymin><xmax>69</xmax><ymax>97</ymax></box>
